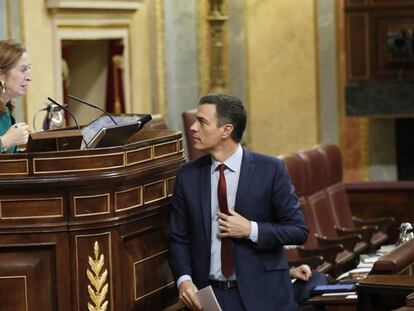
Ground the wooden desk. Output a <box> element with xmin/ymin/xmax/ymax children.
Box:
<box><xmin>307</xmin><ymin>293</ymin><xmax>357</xmax><ymax>311</ymax></box>
<box><xmin>306</xmin><ymin>274</ymin><xmax>414</xmax><ymax>311</ymax></box>
<box><xmin>0</xmin><ymin>129</ymin><xmax>185</xmax><ymax>311</ymax></box>
<box><xmin>346</xmin><ymin>181</ymin><xmax>414</xmax><ymax>241</ymax></box>
<box><xmin>357</xmin><ymin>275</ymin><xmax>414</xmax><ymax>311</ymax></box>
<box><xmin>371</xmin><ymin>239</ymin><xmax>414</xmax><ymax>275</ymax></box>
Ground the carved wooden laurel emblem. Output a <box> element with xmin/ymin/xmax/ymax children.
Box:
<box><xmin>87</xmin><ymin>241</ymin><xmax>109</xmax><ymax>311</ymax></box>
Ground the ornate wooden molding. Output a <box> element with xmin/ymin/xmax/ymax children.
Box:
<box><xmin>46</xmin><ymin>0</ymin><xmax>142</xmax><ymax>11</ymax></box>
<box><xmin>207</xmin><ymin>0</ymin><xmax>228</xmax><ymax>92</ymax></box>
<box><xmin>197</xmin><ymin>0</ymin><xmax>210</xmax><ymax>94</ymax></box>
<box><xmin>87</xmin><ymin>241</ymin><xmax>109</xmax><ymax>311</ymax></box>
<box><xmin>153</xmin><ymin>0</ymin><xmax>167</xmax><ymax>116</ymax></box>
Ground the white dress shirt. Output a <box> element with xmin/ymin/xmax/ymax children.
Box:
<box><xmin>177</xmin><ymin>145</ymin><xmax>258</xmax><ymax>287</ymax></box>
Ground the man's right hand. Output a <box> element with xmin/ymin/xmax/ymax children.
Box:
<box><xmin>179</xmin><ymin>280</ymin><xmax>202</xmax><ymax>310</ymax></box>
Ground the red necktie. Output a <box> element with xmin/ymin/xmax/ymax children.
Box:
<box><xmin>218</xmin><ymin>164</ymin><xmax>233</xmax><ymax>278</ymax></box>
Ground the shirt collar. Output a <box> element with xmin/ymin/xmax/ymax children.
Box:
<box><xmin>211</xmin><ymin>144</ymin><xmax>243</xmax><ymax>173</ymax></box>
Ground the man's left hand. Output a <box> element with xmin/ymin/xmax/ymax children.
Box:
<box><xmin>218</xmin><ymin>209</ymin><xmax>251</xmax><ymax>238</ymax></box>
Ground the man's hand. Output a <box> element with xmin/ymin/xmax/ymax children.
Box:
<box><xmin>218</xmin><ymin>209</ymin><xmax>251</xmax><ymax>238</ymax></box>
<box><xmin>178</xmin><ymin>280</ymin><xmax>202</xmax><ymax>310</ymax></box>
<box><xmin>290</xmin><ymin>264</ymin><xmax>312</xmax><ymax>281</ymax></box>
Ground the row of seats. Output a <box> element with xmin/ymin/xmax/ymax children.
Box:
<box><xmin>283</xmin><ymin>144</ymin><xmax>394</xmax><ymax>276</ymax></box>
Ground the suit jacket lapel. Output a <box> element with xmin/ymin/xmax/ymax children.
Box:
<box><xmin>199</xmin><ymin>158</ymin><xmax>212</xmax><ymax>248</ymax></box>
<box><xmin>235</xmin><ymin>148</ymin><xmax>255</xmax><ymax>214</ymax></box>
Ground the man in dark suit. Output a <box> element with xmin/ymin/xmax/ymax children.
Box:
<box><xmin>169</xmin><ymin>94</ymin><xmax>308</xmax><ymax>311</ymax></box>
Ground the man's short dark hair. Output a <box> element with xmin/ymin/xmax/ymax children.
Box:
<box><xmin>198</xmin><ymin>94</ymin><xmax>247</xmax><ymax>143</ymax></box>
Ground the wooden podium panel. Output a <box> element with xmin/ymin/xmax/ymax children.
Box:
<box><xmin>27</xmin><ymin>129</ymin><xmax>83</xmax><ymax>152</ymax></box>
<box><xmin>357</xmin><ymin>275</ymin><xmax>414</xmax><ymax>311</ymax></box>
<box><xmin>356</xmin><ymin>240</ymin><xmax>414</xmax><ymax>311</ymax></box>
<box><xmin>0</xmin><ymin>129</ymin><xmax>185</xmax><ymax>311</ymax></box>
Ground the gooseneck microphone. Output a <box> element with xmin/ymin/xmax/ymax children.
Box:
<box><xmin>47</xmin><ymin>97</ymin><xmax>88</xmax><ymax>148</ymax></box>
<box><xmin>67</xmin><ymin>94</ymin><xmax>118</xmax><ymax>126</ymax></box>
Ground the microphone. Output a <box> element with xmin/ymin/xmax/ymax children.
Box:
<box><xmin>67</xmin><ymin>94</ymin><xmax>118</xmax><ymax>126</ymax></box>
<box><xmin>47</xmin><ymin>97</ymin><xmax>88</xmax><ymax>148</ymax></box>
<box><xmin>43</xmin><ymin>102</ymin><xmax>65</xmax><ymax>130</ymax></box>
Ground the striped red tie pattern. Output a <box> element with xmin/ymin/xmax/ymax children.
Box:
<box><xmin>218</xmin><ymin>164</ymin><xmax>233</xmax><ymax>278</ymax></box>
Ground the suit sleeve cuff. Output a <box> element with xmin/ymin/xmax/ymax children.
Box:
<box><xmin>249</xmin><ymin>221</ymin><xmax>258</xmax><ymax>242</ymax></box>
<box><xmin>177</xmin><ymin>275</ymin><xmax>192</xmax><ymax>288</ymax></box>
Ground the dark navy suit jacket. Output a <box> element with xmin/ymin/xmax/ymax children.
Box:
<box><xmin>169</xmin><ymin>148</ymin><xmax>308</xmax><ymax>311</ymax></box>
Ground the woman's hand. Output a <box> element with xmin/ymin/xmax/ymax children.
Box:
<box><xmin>1</xmin><ymin>122</ymin><xmax>29</xmax><ymax>148</ymax></box>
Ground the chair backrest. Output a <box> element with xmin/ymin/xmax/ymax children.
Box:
<box><xmin>182</xmin><ymin>110</ymin><xmax>208</xmax><ymax>161</ymax></box>
<box><xmin>283</xmin><ymin>153</ymin><xmax>322</xmax><ymax>249</ymax></box>
<box><xmin>321</xmin><ymin>144</ymin><xmax>343</xmax><ymax>185</ymax></box>
<box><xmin>299</xmin><ymin>148</ymin><xmax>338</xmax><ymax>238</ymax></box>
<box><xmin>299</xmin><ymin>148</ymin><xmax>328</xmax><ymax>194</ymax></box>
<box><xmin>284</xmin><ymin>151</ymin><xmax>353</xmax><ymax>270</ymax></box>
<box><xmin>282</xmin><ymin>153</ymin><xmax>308</xmax><ymax>197</ymax></box>
<box><xmin>319</xmin><ymin>144</ymin><xmax>355</xmax><ymax>229</ymax></box>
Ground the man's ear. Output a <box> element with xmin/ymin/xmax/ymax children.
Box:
<box><xmin>221</xmin><ymin>124</ymin><xmax>234</xmax><ymax>139</ymax></box>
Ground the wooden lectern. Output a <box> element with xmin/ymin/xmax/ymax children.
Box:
<box><xmin>357</xmin><ymin>239</ymin><xmax>414</xmax><ymax>311</ymax></box>
<box><xmin>0</xmin><ymin>129</ymin><xmax>185</xmax><ymax>310</ymax></box>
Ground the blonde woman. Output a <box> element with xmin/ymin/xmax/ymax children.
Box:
<box><xmin>0</xmin><ymin>40</ymin><xmax>31</xmax><ymax>153</ymax></box>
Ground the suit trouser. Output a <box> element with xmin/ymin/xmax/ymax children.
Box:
<box><xmin>212</xmin><ymin>287</ymin><xmax>246</xmax><ymax>311</ymax></box>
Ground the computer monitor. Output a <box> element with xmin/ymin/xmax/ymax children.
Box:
<box><xmin>81</xmin><ymin>114</ymin><xmax>152</xmax><ymax>149</ymax></box>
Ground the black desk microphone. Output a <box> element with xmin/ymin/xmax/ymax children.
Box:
<box><xmin>67</xmin><ymin>94</ymin><xmax>118</xmax><ymax>126</ymax></box>
<box><xmin>47</xmin><ymin>97</ymin><xmax>88</xmax><ymax>147</ymax></box>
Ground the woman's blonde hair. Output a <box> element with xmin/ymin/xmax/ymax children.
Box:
<box><xmin>0</xmin><ymin>40</ymin><xmax>27</xmax><ymax>112</ymax></box>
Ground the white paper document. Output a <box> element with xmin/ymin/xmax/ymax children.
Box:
<box><xmin>196</xmin><ymin>286</ymin><xmax>222</xmax><ymax>311</ymax></box>
<box><xmin>322</xmin><ymin>291</ymin><xmax>356</xmax><ymax>297</ymax></box>
<box><xmin>378</xmin><ymin>244</ymin><xmax>396</xmax><ymax>254</ymax></box>
<box><xmin>337</xmin><ymin>267</ymin><xmax>372</xmax><ymax>280</ymax></box>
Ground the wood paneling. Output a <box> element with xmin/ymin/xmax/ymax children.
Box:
<box><xmin>0</xmin><ymin>198</ymin><xmax>63</xmax><ymax>219</ymax></box>
<box><xmin>0</xmin><ymin>159</ymin><xmax>28</xmax><ymax>176</ymax></box>
<box><xmin>154</xmin><ymin>141</ymin><xmax>178</xmax><ymax>158</ymax></box>
<box><xmin>115</xmin><ymin>186</ymin><xmax>143</xmax><ymax>212</ymax></box>
<box><xmin>126</xmin><ymin>147</ymin><xmax>152</xmax><ymax>165</ymax></box>
<box><xmin>345</xmin><ymin>0</ymin><xmax>414</xmax><ymax>81</ymax></box>
<box><xmin>345</xmin><ymin>181</ymin><xmax>414</xmax><ymax>241</ymax></box>
<box><xmin>374</xmin><ymin>13</ymin><xmax>414</xmax><ymax>76</ymax></box>
<box><xmin>122</xmin><ymin>211</ymin><xmax>176</xmax><ymax>310</ymax></box>
<box><xmin>74</xmin><ymin>194</ymin><xmax>110</xmax><ymax>217</ymax></box>
<box><xmin>0</xmin><ymin>129</ymin><xmax>185</xmax><ymax>311</ymax></box>
<box><xmin>144</xmin><ymin>180</ymin><xmax>167</xmax><ymax>204</ymax></box>
<box><xmin>346</xmin><ymin>0</ymin><xmax>368</xmax><ymax>6</ymax></box>
<box><xmin>33</xmin><ymin>152</ymin><xmax>125</xmax><ymax>174</ymax></box>
<box><xmin>0</xmin><ymin>245</ymin><xmax>56</xmax><ymax>310</ymax></box>
<box><xmin>0</xmin><ymin>277</ymin><xmax>27</xmax><ymax>311</ymax></box>
<box><xmin>347</xmin><ymin>13</ymin><xmax>369</xmax><ymax>79</ymax></box>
